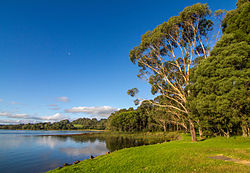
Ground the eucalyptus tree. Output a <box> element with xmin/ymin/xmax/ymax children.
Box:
<box><xmin>129</xmin><ymin>3</ymin><xmax>223</xmax><ymax>141</ymax></box>
<box><xmin>149</xmin><ymin>106</ymin><xmax>173</xmax><ymax>132</ymax></box>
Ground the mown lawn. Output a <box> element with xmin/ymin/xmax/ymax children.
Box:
<box><xmin>48</xmin><ymin>135</ymin><xmax>250</xmax><ymax>173</ymax></box>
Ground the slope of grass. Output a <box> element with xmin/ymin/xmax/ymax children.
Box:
<box><xmin>48</xmin><ymin>135</ymin><xmax>250</xmax><ymax>173</ymax></box>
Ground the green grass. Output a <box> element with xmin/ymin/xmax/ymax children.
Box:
<box><xmin>73</xmin><ymin>124</ymin><xmax>84</xmax><ymax>128</ymax></box>
<box><xmin>48</xmin><ymin>135</ymin><xmax>250</xmax><ymax>173</ymax></box>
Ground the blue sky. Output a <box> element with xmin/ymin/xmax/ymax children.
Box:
<box><xmin>0</xmin><ymin>0</ymin><xmax>237</xmax><ymax>123</ymax></box>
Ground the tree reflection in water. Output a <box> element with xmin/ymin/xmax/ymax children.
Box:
<box><xmin>51</xmin><ymin>134</ymin><xmax>167</xmax><ymax>152</ymax></box>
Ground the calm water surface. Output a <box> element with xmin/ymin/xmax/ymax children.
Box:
<box><xmin>0</xmin><ymin>130</ymin><xmax>163</xmax><ymax>173</ymax></box>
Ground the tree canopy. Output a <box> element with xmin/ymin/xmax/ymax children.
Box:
<box><xmin>187</xmin><ymin>0</ymin><xmax>250</xmax><ymax>137</ymax></box>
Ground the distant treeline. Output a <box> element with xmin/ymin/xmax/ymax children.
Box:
<box><xmin>0</xmin><ymin>118</ymin><xmax>107</xmax><ymax>130</ymax></box>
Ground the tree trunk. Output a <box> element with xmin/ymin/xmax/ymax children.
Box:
<box><xmin>163</xmin><ymin>124</ymin><xmax>166</xmax><ymax>132</ymax></box>
<box><xmin>242</xmin><ymin>124</ymin><xmax>248</xmax><ymax>137</ymax></box>
<box><xmin>197</xmin><ymin>120</ymin><xmax>203</xmax><ymax>139</ymax></box>
<box><xmin>199</xmin><ymin>126</ymin><xmax>203</xmax><ymax>139</ymax></box>
<box><xmin>221</xmin><ymin>129</ymin><xmax>230</xmax><ymax>138</ymax></box>
<box><xmin>189</xmin><ymin>120</ymin><xmax>197</xmax><ymax>142</ymax></box>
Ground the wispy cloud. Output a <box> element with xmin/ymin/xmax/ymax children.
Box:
<box><xmin>38</xmin><ymin>113</ymin><xmax>65</xmax><ymax>121</ymax></box>
<box><xmin>0</xmin><ymin>111</ymin><xmax>65</xmax><ymax>123</ymax></box>
<box><xmin>57</xmin><ymin>96</ymin><xmax>69</xmax><ymax>103</ymax></box>
<box><xmin>0</xmin><ymin>112</ymin><xmax>30</xmax><ymax>119</ymax></box>
<box><xmin>48</xmin><ymin>104</ymin><xmax>58</xmax><ymax>107</ymax></box>
<box><xmin>0</xmin><ymin>119</ymin><xmax>39</xmax><ymax>124</ymax></box>
<box><xmin>0</xmin><ymin>98</ymin><xmax>3</xmax><ymax>102</ymax></box>
<box><xmin>49</xmin><ymin>107</ymin><xmax>60</xmax><ymax>110</ymax></box>
<box><xmin>10</xmin><ymin>101</ymin><xmax>21</xmax><ymax>105</ymax></box>
<box><xmin>48</xmin><ymin>104</ymin><xmax>60</xmax><ymax>110</ymax></box>
<box><xmin>11</xmin><ymin>113</ymin><xmax>29</xmax><ymax>118</ymax></box>
<box><xmin>0</xmin><ymin>112</ymin><xmax>12</xmax><ymax>116</ymax></box>
<box><xmin>65</xmin><ymin>106</ymin><xmax>120</xmax><ymax>117</ymax></box>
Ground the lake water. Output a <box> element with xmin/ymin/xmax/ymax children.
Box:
<box><xmin>0</xmin><ymin>130</ymin><xmax>164</xmax><ymax>173</ymax></box>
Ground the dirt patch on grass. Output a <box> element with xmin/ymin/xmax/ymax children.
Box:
<box><xmin>209</xmin><ymin>154</ymin><xmax>250</xmax><ymax>166</ymax></box>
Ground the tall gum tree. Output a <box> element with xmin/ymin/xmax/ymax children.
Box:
<box><xmin>129</xmin><ymin>3</ymin><xmax>223</xmax><ymax>142</ymax></box>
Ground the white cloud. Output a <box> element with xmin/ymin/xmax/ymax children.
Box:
<box><xmin>48</xmin><ymin>104</ymin><xmax>60</xmax><ymax>110</ymax></box>
<box><xmin>0</xmin><ymin>112</ymin><xmax>12</xmax><ymax>116</ymax></box>
<box><xmin>10</xmin><ymin>101</ymin><xmax>21</xmax><ymax>105</ymax></box>
<box><xmin>65</xmin><ymin>106</ymin><xmax>120</xmax><ymax>117</ymax></box>
<box><xmin>11</xmin><ymin>114</ymin><xmax>29</xmax><ymax>118</ymax></box>
<box><xmin>0</xmin><ymin>112</ymin><xmax>29</xmax><ymax>119</ymax></box>
<box><xmin>0</xmin><ymin>111</ymin><xmax>65</xmax><ymax>123</ymax></box>
<box><xmin>0</xmin><ymin>119</ymin><xmax>39</xmax><ymax>124</ymax></box>
<box><xmin>57</xmin><ymin>96</ymin><xmax>69</xmax><ymax>102</ymax></box>
<box><xmin>39</xmin><ymin>113</ymin><xmax>65</xmax><ymax>121</ymax></box>
<box><xmin>0</xmin><ymin>98</ymin><xmax>3</xmax><ymax>102</ymax></box>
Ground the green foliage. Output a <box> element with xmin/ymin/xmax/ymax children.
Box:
<box><xmin>110</xmin><ymin>111</ymin><xmax>148</xmax><ymax>132</ymax></box>
<box><xmin>127</xmin><ymin>88</ymin><xmax>139</xmax><ymax>97</ymax></box>
<box><xmin>72</xmin><ymin>118</ymin><xmax>107</xmax><ymax>130</ymax></box>
<box><xmin>236</xmin><ymin>0</ymin><xmax>249</xmax><ymax>7</ymax></box>
<box><xmin>107</xmin><ymin>101</ymin><xmax>187</xmax><ymax>133</ymax></box>
<box><xmin>106</xmin><ymin>108</ymin><xmax>133</xmax><ymax>130</ymax></box>
<box><xmin>188</xmin><ymin>0</ymin><xmax>250</xmax><ymax>137</ymax></box>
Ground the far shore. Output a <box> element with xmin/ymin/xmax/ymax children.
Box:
<box><xmin>0</xmin><ymin>129</ymin><xmax>107</xmax><ymax>132</ymax></box>
<box><xmin>39</xmin><ymin>131</ymin><xmax>105</xmax><ymax>136</ymax></box>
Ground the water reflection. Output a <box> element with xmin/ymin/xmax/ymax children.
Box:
<box><xmin>36</xmin><ymin>136</ymin><xmax>65</xmax><ymax>149</ymax></box>
<box><xmin>52</xmin><ymin>134</ymin><xmax>166</xmax><ymax>152</ymax></box>
<box><xmin>0</xmin><ymin>130</ymin><xmax>166</xmax><ymax>173</ymax></box>
<box><xmin>60</xmin><ymin>141</ymin><xmax>108</xmax><ymax>156</ymax></box>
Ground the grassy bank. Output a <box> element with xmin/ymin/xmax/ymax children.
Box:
<box><xmin>48</xmin><ymin>134</ymin><xmax>250</xmax><ymax>173</ymax></box>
